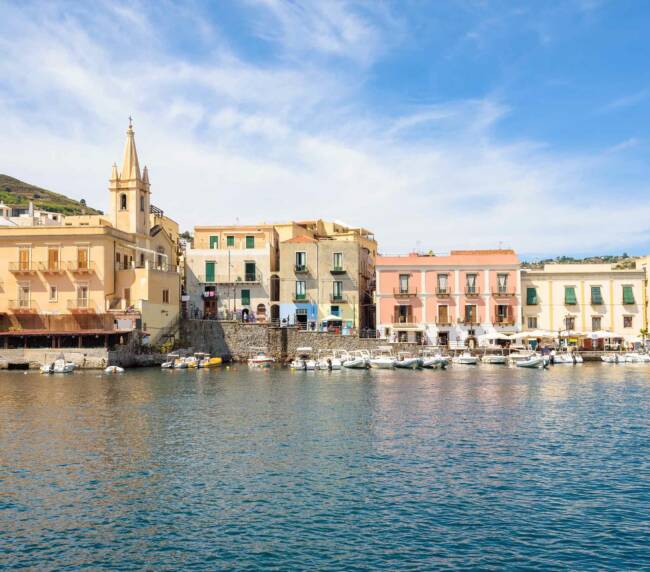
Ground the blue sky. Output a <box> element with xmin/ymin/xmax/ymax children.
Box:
<box><xmin>1</xmin><ymin>0</ymin><xmax>650</xmax><ymax>258</ymax></box>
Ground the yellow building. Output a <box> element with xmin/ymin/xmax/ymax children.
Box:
<box><xmin>277</xmin><ymin>220</ymin><xmax>376</xmax><ymax>332</ymax></box>
<box><xmin>0</xmin><ymin>121</ymin><xmax>180</xmax><ymax>349</ymax></box>
<box><xmin>521</xmin><ymin>263</ymin><xmax>646</xmax><ymax>347</ymax></box>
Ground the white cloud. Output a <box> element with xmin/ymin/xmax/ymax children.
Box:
<box><xmin>0</xmin><ymin>1</ymin><xmax>648</xmax><ymax>257</ymax></box>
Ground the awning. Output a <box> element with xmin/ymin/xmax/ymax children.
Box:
<box><xmin>322</xmin><ymin>314</ymin><xmax>343</xmax><ymax>322</ymax></box>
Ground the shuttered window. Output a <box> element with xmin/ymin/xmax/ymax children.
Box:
<box><xmin>526</xmin><ymin>287</ymin><xmax>537</xmax><ymax>305</ymax></box>
<box><xmin>205</xmin><ymin>261</ymin><xmax>215</xmax><ymax>283</ymax></box>
<box><xmin>591</xmin><ymin>286</ymin><xmax>603</xmax><ymax>305</ymax></box>
<box><xmin>226</xmin><ymin>236</ymin><xmax>234</xmax><ymax>247</ymax></box>
<box><xmin>209</xmin><ymin>236</ymin><xmax>218</xmax><ymax>249</ymax></box>
<box><xmin>245</xmin><ymin>236</ymin><xmax>255</xmax><ymax>249</ymax></box>
<box><xmin>241</xmin><ymin>289</ymin><xmax>250</xmax><ymax>306</ymax></box>
<box><xmin>564</xmin><ymin>287</ymin><xmax>577</xmax><ymax>305</ymax></box>
<box><xmin>623</xmin><ymin>286</ymin><xmax>635</xmax><ymax>305</ymax></box>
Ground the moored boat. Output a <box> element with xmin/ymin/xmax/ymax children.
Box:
<box><xmin>369</xmin><ymin>347</ymin><xmax>396</xmax><ymax>369</ymax></box>
<box><xmin>516</xmin><ymin>355</ymin><xmax>546</xmax><ymax>369</ymax></box>
<box><xmin>481</xmin><ymin>349</ymin><xmax>507</xmax><ymax>365</ymax></box>
<box><xmin>104</xmin><ymin>365</ymin><xmax>125</xmax><ymax>374</ymax></box>
<box><xmin>394</xmin><ymin>352</ymin><xmax>421</xmax><ymax>369</ymax></box>
<box><xmin>452</xmin><ymin>351</ymin><xmax>478</xmax><ymax>365</ymax></box>
<box><xmin>343</xmin><ymin>350</ymin><xmax>370</xmax><ymax>369</ymax></box>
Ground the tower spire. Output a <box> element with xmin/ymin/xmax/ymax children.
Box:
<box><xmin>120</xmin><ymin>117</ymin><xmax>141</xmax><ymax>181</ymax></box>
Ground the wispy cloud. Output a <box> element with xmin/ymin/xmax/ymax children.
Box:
<box><xmin>600</xmin><ymin>89</ymin><xmax>650</xmax><ymax>112</ymax></box>
<box><xmin>0</xmin><ymin>1</ymin><xmax>648</xmax><ymax>256</ymax></box>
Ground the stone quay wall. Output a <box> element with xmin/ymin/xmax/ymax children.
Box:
<box><xmin>0</xmin><ymin>348</ymin><xmax>110</xmax><ymax>370</ymax></box>
<box><xmin>180</xmin><ymin>319</ymin><xmax>419</xmax><ymax>362</ymax></box>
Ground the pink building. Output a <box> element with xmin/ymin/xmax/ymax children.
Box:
<box><xmin>375</xmin><ymin>250</ymin><xmax>521</xmax><ymax>346</ymax></box>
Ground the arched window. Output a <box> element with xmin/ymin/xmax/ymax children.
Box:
<box><xmin>120</xmin><ymin>193</ymin><xmax>127</xmax><ymax>210</ymax></box>
<box><xmin>140</xmin><ymin>195</ymin><xmax>145</xmax><ymax>212</ymax></box>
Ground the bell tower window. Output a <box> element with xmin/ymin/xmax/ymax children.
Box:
<box><xmin>120</xmin><ymin>193</ymin><xmax>127</xmax><ymax>210</ymax></box>
<box><xmin>140</xmin><ymin>195</ymin><xmax>145</xmax><ymax>212</ymax></box>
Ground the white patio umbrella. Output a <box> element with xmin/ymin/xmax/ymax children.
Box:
<box><xmin>590</xmin><ymin>330</ymin><xmax>615</xmax><ymax>339</ymax></box>
<box><xmin>479</xmin><ymin>332</ymin><xmax>511</xmax><ymax>341</ymax></box>
<box><xmin>321</xmin><ymin>314</ymin><xmax>343</xmax><ymax>322</ymax></box>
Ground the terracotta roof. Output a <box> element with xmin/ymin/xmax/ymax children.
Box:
<box><xmin>283</xmin><ymin>235</ymin><xmax>318</xmax><ymax>244</ymax></box>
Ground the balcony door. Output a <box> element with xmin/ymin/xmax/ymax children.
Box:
<box><xmin>48</xmin><ymin>247</ymin><xmax>59</xmax><ymax>271</ymax></box>
<box><xmin>77</xmin><ymin>247</ymin><xmax>89</xmax><ymax>270</ymax></box>
<box><xmin>394</xmin><ymin>304</ymin><xmax>412</xmax><ymax>324</ymax></box>
<box><xmin>245</xmin><ymin>262</ymin><xmax>256</xmax><ymax>282</ymax></box>
<box><xmin>437</xmin><ymin>274</ymin><xmax>448</xmax><ymax>293</ymax></box>
<box><xmin>18</xmin><ymin>246</ymin><xmax>30</xmax><ymax>271</ymax></box>
<box><xmin>18</xmin><ymin>284</ymin><xmax>30</xmax><ymax>308</ymax></box>
<box><xmin>438</xmin><ymin>305</ymin><xmax>449</xmax><ymax>324</ymax></box>
<box><xmin>77</xmin><ymin>285</ymin><xmax>89</xmax><ymax>308</ymax></box>
<box><xmin>399</xmin><ymin>274</ymin><xmax>409</xmax><ymax>294</ymax></box>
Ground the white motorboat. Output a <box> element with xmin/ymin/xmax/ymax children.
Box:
<box><xmin>452</xmin><ymin>351</ymin><xmax>478</xmax><ymax>365</ymax></box>
<box><xmin>104</xmin><ymin>365</ymin><xmax>125</xmax><ymax>374</ymax></box>
<box><xmin>248</xmin><ymin>350</ymin><xmax>275</xmax><ymax>368</ymax></box>
<box><xmin>623</xmin><ymin>352</ymin><xmax>650</xmax><ymax>363</ymax></box>
<box><xmin>508</xmin><ymin>350</ymin><xmax>537</xmax><ymax>365</ymax></box>
<box><xmin>419</xmin><ymin>349</ymin><xmax>448</xmax><ymax>369</ymax></box>
<box><xmin>552</xmin><ymin>350</ymin><xmax>583</xmax><ymax>364</ymax></box>
<box><xmin>516</xmin><ymin>355</ymin><xmax>546</xmax><ymax>369</ymax></box>
<box><xmin>316</xmin><ymin>350</ymin><xmax>342</xmax><ymax>370</ymax></box>
<box><xmin>481</xmin><ymin>350</ymin><xmax>507</xmax><ymax>365</ymax></box>
<box><xmin>183</xmin><ymin>355</ymin><xmax>199</xmax><ymax>368</ymax></box>
<box><xmin>161</xmin><ymin>353</ymin><xmax>181</xmax><ymax>369</ymax></box>
<box><xmin>40</xmin><ymin>362</ymin><xmax>54</xmax><ymax>374</ymax></box>
<box><xmin>52</xmin><ymin>357</ymin><xmax>75</xmax><ymax>373</ymax></box>
<box><xmin>394</xmin><ymin>352</ymin><xmax>421</xmax><ymax>370</ymax></box>
<box><xmin>369</xmin><ymin>348</ymin><xmax>396</xmax><ymax>369</ymax></box>
<box><xmin>290</xmin><ymin>347</ymin><xmax>317</xmax><ymax>370</ymax></box>
<box><xmin>343</xmin><ymin>350</ymin><xmax>370</xmax><ymax>369</ymax></box>
<box><xmin>601</xmin><ymin>354</ymin><xmax>621</xmax><ymax>364</ymax></box>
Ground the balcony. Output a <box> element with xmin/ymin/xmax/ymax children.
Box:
<box><xmin>391</xmin><ymin>315</ymin><xmax>416</xmax><ymax>328</ymax></box>
<box><xmin>329</xmin><ymin>294</ymin><xmax>348</xmax><ymax>303</ymax></box>
<box><xmin>67</xmin><ymin>261</ymin><xmax>96</xmax><ymax>274</ymax></box>
<box><xmin>8</xmin><ymin>299</ymin><xmax>38</xmax><ymax>313</ymax></box>
<box><xmin>293</xmin><ymin>294</ymin><xmax>309</xmax><ymax>303</ymax></box>
<box><xmin>393</xmin><ymin>287</ymin><xmax>418</xmax><ymax>298</ymax></box>
<box><xmin>199</xmin><ymin>272</ymin><xmax>262</xmax><ymax>284</ymax></box>
<box><xmin>494</xmin><ymin>288</ymin><xmax>515</xmax><ymax>297</ymax></box>
<box><xmin>67</xmin><ymin>299</ymin><xmax>97</xmax><ymax>313</ymax></box>
<box><xmin>294</xmin><ymin>265</ymin><xmax>309</xmax><ymax>274</ymax></box>
<box><xmin>465</xmin><ymin>288</ymin><xmax>480</xmax><ymax>297</ymax></box>
<box><xmin>494</xmin><ymin>320</ymin><xmax>515</xmax><ymax>327</ymax></box>
<box><xmin>436</xmin><ymin>288</ymin><xmax>451</xmax><ymax>297</ymax></box>
<box><xmin>330</xmin><ymin>266</ymin><xmax>346</xmax><ymax>275</ymax></box>
<box><xmin>37</xmin><ymin>261</ymin><xmax>65</xmax><ymax>274</ymax></box>
<box><xmin>9</xmin><ymin>262</ymin><xmax>36</xmax><ymax>274</ymax></box>
<box><xmin>436</xmin><ymin>318</ymin><xmax>453</xmax><ymax>326</ymax></box>
<box><xmin>459</xmin><ymin>317</ymin><xmax>480</xmax><ymax>326</ymax></box>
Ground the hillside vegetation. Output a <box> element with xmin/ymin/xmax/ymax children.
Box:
<box><xmin>0</xmin><ymin>174</ymin><xmax>101</xmax><ymax>215</ymax></box>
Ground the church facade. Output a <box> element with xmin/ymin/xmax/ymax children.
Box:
<box><xmin>0</xmin><ymin>122</ymin><xmax>181</xmax><ymax>349</ymax></box>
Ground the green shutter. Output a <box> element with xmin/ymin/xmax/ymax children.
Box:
<box><xmin>245</xmin><ymin>262</ymin><xmax>256</xmax><ymax>281</ymax></box>
<box><xmin>226</xmin><ymin>236</ymin><xmax>234</xmax><ymax>247</ymax></box>
<box><xmin>591</xmin><ymin>286</ymin><xmax>603</xmax><ymax>305</ymax></box>
<box><xmin>245</xmin><ymin>236</ymin><xmax>254</xmax><ymax>249</ymax></box>
<box><xmin>209</xmin><ymin>236</ymin><xmax>218</xmax><ymax>249</ymax></box>
<box><xmin>623</xmin><ymin>286</ymin><xmax>635</xmax><ymax>305</ymax></box>
<box><xmin>205</xmin><ymin>261</ymin><xmax>215</xmax><ymax>283</ymax></box>
<box><xmin>565</xmin><ymin>287</ymin><xmax>577</xmax><ymax>305</ymax></box>
<box><xmin>241</xmin><ymin>289</ymin><xmax>250</xmax><ymax>306</ymax></box>
<box><xmin>526</xmin><ymin>287</ymin><xmax>537</xmax><ymax>305</ymax></box>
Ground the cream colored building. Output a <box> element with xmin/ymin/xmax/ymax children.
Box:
<box><xmin>278</xmin><ymin>220</ymin><xmax>376</xmax><ymax>332</ymax></box>
<box><xmin>521</xmin><ymin>263</ymin><xmax>646</xmax><ymax>347</ymax></box>
<box><xmin>0</xmin><ymin>122</ymin><xmax>180</xmax><ymax>349</ymax></box>
<box><xmin>185</xmin><ymin>225</ymin><xmax>280</xmax><ymax>322</ymax></box>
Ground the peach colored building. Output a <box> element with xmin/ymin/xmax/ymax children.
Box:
<box><xmin>375</xmin><ymin>250</ymin><xmax>521</xmax><ymax>346</ymax></box>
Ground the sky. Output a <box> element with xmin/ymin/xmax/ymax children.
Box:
<box><xmin>1</xmin><ymin>0</ymin><xmax>650</xmax><ymax>259</ymax></box>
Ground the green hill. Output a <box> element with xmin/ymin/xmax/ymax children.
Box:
<box><xmin>0</xmin><ymin>174</ymin><xmax>102</xmax><ymax>216</ymax></box>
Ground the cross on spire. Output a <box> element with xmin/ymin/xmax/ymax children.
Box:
<box><xmin>128</xmin><ymin>115</ymin><xmax>133</xmax><ymax>129</ymax></box>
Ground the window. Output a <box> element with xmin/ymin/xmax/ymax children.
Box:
<box><xmin>120</xmin><ymin>193</ymin><xmax>127</xmax><ymax>210</ymax></box>
<box><xmin>466</xmin><ymin>273</ymin><xmax>477</xmax><ymax>294</ymax></box>
<box><xmin>623</xmin><ymin>286</ymin><xmax>635</xmax><ymax>305</ymax></box>
<box><xmin>47</xmin><ymin>247</ymin><xmax>59</xmax><ymax>271</ymax></box>
<box><xmin>295</xmin><ymin>251</ymin><xmax>306</xmax><ymax>271</ymax></box>
<box><xmin>226</xmin><ymin>235</ymin><xmax>235</xmax><ymax>247</ymax></box>
<box><xmin>241</xmin><ymin>289</ymin><xmax>250</xmax><ymax>306</ymax></box>
<box><xmin>437</xmin><ymin>305</ymin><xmax>449</xmax><ymax>324</ymax></box>
<box><xmin>162</xmin><ymin>289</ymin><xmax>169</xmax><ymax>304</ymax></box>
<box><xmin>624</xmin><ymin>316</ymin><xmax>633</xmax><ymax>328</ymax></box>
<box><xmin>77</xmin><ymin>247</ymin><xmax>89</xmax><ymax>270</ymax></box>
<box><xmin>565</xmin><ymin>316</ymin><xmax>575</xmax><ymax>331</ymax></box>
<box><xmin>495</xmin><ymin>304</ymin><xmax>510</xmax><ymax>323</ymax></box>
<box><xmin>592</xmin><ymin>316</ymin><xmax>602</xmax><ymax>331</ymax></box>
<box><xmin>497</xmin><ymin>273</ymin><xmax>508</xmax><ymax>294</ymax></box>
<box><xmin>564</xmin><ymin>286</ymin><xmax>577</xmax><ymax>305</ymax></box>
<box><xmin>77</xmin><ymin>285</ymin><xmax>89</xmax><ymax>308</ymax></box>
<box><xmin>140</xmin><ymin>195</ymin><xmax>145</xmax><ymax>212</ymax></box>
<box><xmin>330</xmin><ymin>306</ymin><xmax>340</xmax><ymax>317</ymax></box>
<box><xmin>399</xmin><ymin>274</ymin><xmax>410</xmax><ymax>294</ymax></box>
<box><xmin>245</xmin><ymin>235</ymin><xmax>255</xmax><ymax>249</ymax></box>
<box><xmin>205</xmin><ymin>261</ymin><xmax>215</xmax><ymax>283</ymax></box>
<box><xmin>591</xmin><ymin>286</ymin><xmax>603</xmax><ymax>305</ymax></box>
<box><xmin>49</xmin><ymin>285</ymin><xmax>58</xmax><ymax>302</ymax></box>
<box><xmin>209</xmin><ymin>235</ymin><xmax>219</xmax><ymax>249</ymax></box>
<box><xmin>139</xmin><ymin>253</ymin><xmax>145</xmax><ymax>268</ymax></box>
<box><xmin>332</xmin><ymin>252</ymin><xmax>343</xmax><ymax>270</ymax></box>
<box><xmin>395</xmin><ymin>304</ymin><xmax>411</xmax><ymax>323</ymax></box>
<box><xmin>245</xmin><ymin>262</ymin><xmax>256</xmax><ymax>282</ymax></box>
<box><xmin>332</xmin><ymin>281</ymin><xmax>343</xmax><ymax>300</ymax></box>
<box><xmin>526</xmin><ymin>287</ymin><xmax>537</xmax><ymax>305</ymax></box>
<box><xmin>17</xmin><ymin>283</ymin><xmax>30</xmax><ymax>308</ymax></box>
<box><xmin>527</xmin><ymin>317</ymin><xmax>538</xmax><ymax>329</ymax></box>
<box><xmin>18</xmin><ymin>246</ymin><xmax>30</xmax><ymax>271</ymax></box>
<box><xmin>437</xmin><ymin>274</ymin><xmax>448</xmax><ymax>294</ymax></box>
<box><xmin>116</xmin><ymin>252</ymin><xmax>121</xmax><ymax>265</ymax></box>
<box><xmin>295</xmin><ymin>280</ymin><xmax>306</xmax><ymax>300</ymax></box>
<box><xmin>464</xmin><ymin>304</ymin><xmax>477</xmax><ymax>323</ymax></box>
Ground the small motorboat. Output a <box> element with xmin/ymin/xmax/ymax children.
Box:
<box><xmin>452</xmin><ymin>351</ymin><xmax>478</xmax><ymax>365</ymax></box>
<box><xmin>369</xmin><ymin>348</ymin><xmax>396</xmax><ymax>369</ymax></box>
<box><xmin>343</xmin><ymin>350</ymin><xmax>370</xmax><ymax>369</ymax></box>
<box><xmin>40</xmin><ymin>362</ymin><xmax>54</xmax><ymax>374</ymax></box>
<box><xmin>183</xmin><ymin>355</ymin><xmax>199</xmax><ymax>368</ymax></box>
<box><xmin>104</xmin><ymin>365</ymin><xmax>125</xmax><ymax>374</ymax></box>
<box><xmin>316</xmin><ymin>350</ymin><xmax>342</xmax><ymax>370</ymax></box>
<box><xmin>552</xmin><ymin>350</ymin><xmax>583</xmax><ymax>364</ymax></box>
<box><xmin>394</xmin><ymin>352</ymin><xmax>421</xmax><ymax>369</ymax></box>
<box><xmin>508</xmin><ymin>350</ymin><xmax>536</xmax><ymax>365</ymax></box>
<box><xmin>248</xmin><ymin>349</ymin><xmax>275</xmax><ymax>368</ymax></box>
<box><xmin>623</xmin><ymin>352</ymin><xmax>650</xmax><ymax>363</ymax></box>
<box><xmin>52</xmin><ymin>356</ymin><xmax>75</xmax><ymax>373</ymax></box>
<box><xmin>481</xmin><ymin>350</ymin><xmax>507</xmax><ymax>365</ymax></box>
<box><xmin>290</xmin><ymin>347</ymin><xmax>316</xmax><ymax>370</ymax></box>
<box><xmin>516</xmin><ymin>355</ymin><xmax>546</xmax><ymax>369</ymax></box>
<box><xmin>197</xmin><ymin>353</ymin><xmax>223</xmax><ymax>368</ymax></box>
<box><xmin>419</xmin><ymin>349</ymin><xmax>448</xmax><ymax>369</ymax></box>
<box><xmin>161</xmin><ymin>353</ymin><xmax>181</xmax><ymax>369</ymax></box>
<box><xmin>601</xmin><ymin>354</ymin><xmax>621</xmax><ymax>364</ymax></box>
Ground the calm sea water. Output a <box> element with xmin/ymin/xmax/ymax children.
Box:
<box><xmin>2</xmin><ymin>364</ymin><xmax>650</xmax><ymax>570</ymax></box>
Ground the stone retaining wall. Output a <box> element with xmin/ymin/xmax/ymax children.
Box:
<box><xmin>0</xmin><ymin>348</ymin><xmax>110</xmax><ymax>370</ymax></box>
